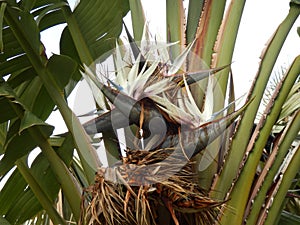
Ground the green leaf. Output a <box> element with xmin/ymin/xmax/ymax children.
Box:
<box><xmin>0</xmin><ymin>122</ymin><xmax>7</xmax><ymax>154</ymax></box>
<box><xmin>60</xmin><ymin>0</ymin><xmax>129</xmax><ymax>96</ymax></box>
<box><xmin>0</xmin><ymin>27</ymin><xmax>24</xmax><ymax>63</ymax></box>
<box><xmin>0</xmin><ymin>113</ymin><xmax>53</xmax><ymax>176</ymax></box>
<box><xmin>38</xmin><ymin>8</ymin><xmax>66</xmax><ymax>31</ymax></box>
<box><xmin>4</xmin><ymin>185</ymin><xmax>43</xmax><ymax>224</ymax></box>
<box><xmin>47</xmin><ymin>133</ymin><xmax>75</xmax><ymax>166</ymax></box>
<box><xmin>4</xmin><ymin>5</ymin><xmax>46</xmax><ymax>69</ymax></box>
<box><xmin>102</xmin><ymin>130</ymin><xmax>120</xmax><ymax>166</ymax></box>
<box><xmin>8</xmin><ymin>7</ymin><xmax>40</xmax><ymax>55</ymax></box>
<box><xmin>212</xmin><ymin>0</ymin><xmax>246</xmax><ymax>112</ymax></box>
<box><xmin>15</xmin><ymin>158</ymin><xmax>66</xmax><ymax>225</ymax></box>
<box><xmin>0</xmin><ymin>96</ymin><xmax>21</xmax><ymax>123</ymax></box>
<box><xmin>166</xmin><ymin>0</ymin><xmax>185</xmax><ymax>57</ymax></box>
<box><xmin>19</xmin><ymin>0</ymin><xmax>36</xmax><ymax>11</ymax></box>
<box><xmin>246</xmin><ymin>109</ymin><xmax>300</xmax><ymax>224</ymax></box>
<box><xmin>280</xmin><ymin>92</ymin><xmax>300</xmax><ymax>121</ymax></box>
<box><xmin>0</xmin><ymin>169</ymin><xmax>27</xmax><ymax>216</ymax></box>
<box><xmin>279</xmin><ymin>211</ymin><xmax>300</xmax><ymax>225</ymax></box>
<box><xmin>0</xmin><ymin>124</ymin><xmax>33</xmax><ymax>175</ymax></box>
<box><xmin>26</xmin><ymin>125</ymin><xmax>82</xmax><ymax>221</ymax></box>
<box><xmin>55</xmin><ymin>132</ymin><xmax>75</xmax><ymax>165</ymax></box>
<box><xmin>0</xmin><ymin>217</ymin><xmax>11</xmax><ymax>225</ymax></box>
<box><xmin>186</xmin><ymin>0</ymin><xmax>204</xmax><ymax>44</ymax></box>
<box><xmin>264</xmin><ymin>144</ymin><xmax>300</xmax><ymax>225</ymax></box>
<box><xmin>291</xmin><ymin>0</ymin><xmax>300</xmax><ymax>5</ymax></box>
<box><xmin>46</xmin><ymin>54</ymin><xmax>77</xmax><ymax>90</ymax></box>
<box><xmin>28</xmin><ymin>84</ymin><xmax>54</xmax><ymax>120</ymax></box>
<box><xmin>0</xmin><ymin>83</ymin><xmax>24</xmax><ymax>123</ymax></box>
<box><xmin>190</xmin><ymin>0</ymin><xmax>227</xmax><ymax>108</ymax></box>
<box><xmin>0</xmin><ymin>2</ymin><xmax>89</xmax><ymax>222</ymax></box>
<box><xmin>17</xmin><ymin>77</ymin><xmax>55</xmax><ymax>120</ymax></box>
<box><xmin>60</xmin><ymin>0</ymin><xmax>129</xmax><ymax>65</ymax></box>
<box><xmin>0</xmin><ymin>54</ymin><xmax>31</xmax><ymax>78</ymax></box>
<box><xmin>220</xmin><ymin>55</ymin><xmax>300</xmax><ymax>224</ymax></box>
<box><xmin>29</xmin><ymin>154</ymin><xmax>60</xmax><ymax>202</ymax></box>
<box><xmin>0</xmin><ymin>2</ymin><xmax>7</xmax><ymax>53</ymax></box>
<box><xmin>19</xmin><ymin>111</ymin><xmax>53</xmax><ymax>135</ymax></box>
<box><xmin>59</xmin><ymin>27</ymin><xmax>81</xmax><ymax>64</ymax></box>
<box><xmin>192</xmin><ymin>0</ymin><xmax>226</xmax><ymax>64</ymax></box>
<box><xmin>35</xmin><ymin>2</ymin><xmax>67</xmax><ymax>27</ymax></box>
<box><xmin>5</xmin><ymin>3</ymin><xmax>101</xmax><ymax>182</ymax></box>
<box><xmin>129</xmin><ymin>0</ymin><xmax>146</xmax><ymax>41</ymax></box>
<box><xmin>213</xmin><ymin>3</ymin><xmax>300</xmax><ymax>203</ymax></box>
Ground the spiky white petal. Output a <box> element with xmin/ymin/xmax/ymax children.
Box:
<box><xmin>201</xmin><ymin>74</ymin><xmax>214</xmax><ymax>121</ymax></box>
<box><xmin>84</xmin><ymin>34</ymin><xmax>222</xmax><ymax>129</ymax></box>
<box><xmin>167</xmin><ymin>40</ymin><xmax>195</xmax><ymax>76</ymax></box>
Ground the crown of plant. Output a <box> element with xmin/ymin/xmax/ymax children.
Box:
<box><xmin>81</xmin><ymin>26</ymin><xmax>248</xmax><ymax>156</ymax></box>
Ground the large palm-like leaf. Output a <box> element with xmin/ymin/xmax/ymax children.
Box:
<box><xmin>60</xmin><ymin>0</ymin><xmax>129</xmax><ymax>65</ymax></box>
<box><xmin>0</xmin><ymin>0</ymin><xmax>129</xmax><ymax>224</ymax></box>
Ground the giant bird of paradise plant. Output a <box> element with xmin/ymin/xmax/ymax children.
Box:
<box><xmin>0</xmin><ymin>0</ymin><xmax>299</xmax><ymax>225</ymax></box>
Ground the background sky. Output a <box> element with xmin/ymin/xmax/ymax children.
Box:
<box><xmin>40</xmin><ymin>0</ymin><xmax>299</xmax><ymax>134</ymax></box>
